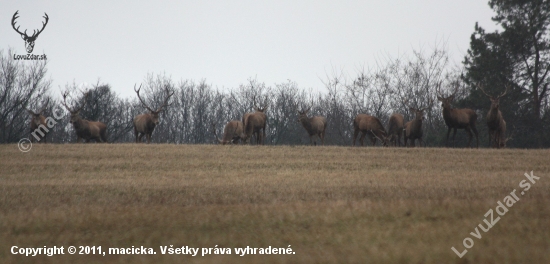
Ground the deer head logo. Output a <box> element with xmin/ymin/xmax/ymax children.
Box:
<box><xmin>11</xmin><ymin>10</ymin><xmax>49</xmax><ymax>53</ymax></box>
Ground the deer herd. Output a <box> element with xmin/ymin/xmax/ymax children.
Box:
<box><xmin>23</xmin><ymin>84</ymin><xmax>511</xmax><ymax>149</ymax></box>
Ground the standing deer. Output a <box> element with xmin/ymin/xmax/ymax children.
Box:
<box><xmin>242</xmin><ymin>96</ymin><xmax>268</xmax><ymax>145</ymax></box>
<box><xmin>437</xmin><ymin>87</ymin><xmax>479</xmax><ymax>148</ymax></box>
<box><xmin>387</xmin><ymin>113</ymin><xmax>404</xmax><ymax>147</ymax></box>
<box><xmin>61</xmin><ymin>91</ymin><xmax>107</xmax><ymax>143</ymax></box>
<box><xmin>22</xmin><ymin>100</ymin><xmax>49</xmax><ymax>143</ymax></box>
<box><xmin>478</xmin><ymin>84</ymin><xmax>508</xmax><ymax>148</ymax></box>
<box><xmin>216</xmin><ymin>120</ymin><xmax>244</xmax><ymax>145</ymax></box>
<box><xmin>297</xmin><ymin>107</ymin><xmax>327</xmax><ymax>146</ymax></box>
<box><xmin>404</xmin><ymin>107</ymin><xmax>427</xmax><ymax>147</ymax></box>
<box><xmin>133</xmin><ymin>84</ymin><xmax>175</xmax><ymax>143</ymax></box>
<box><xmin>352</xmin><ymin>114</ymin><xmax>389</xmax><ymax>146</ymax></box>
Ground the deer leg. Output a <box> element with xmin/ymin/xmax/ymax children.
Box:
<box><xmin>452</xmin><ymin>128</ymin><xmax>458</xmax><ymax>147</ymax></box>
<box><xmin>138</xmin><ymin>133</ymin><xmax>144</xmax><ymax>143</ymax></box>
<box><xmin>359</xmin><ymin>132</ymin><xmax>366</xmax><ymax>146</ymax></box>
<box><xmin>465</xmin><ymin>127</ymin><xmax>473</xmax><ymax>148</ymax></box>
<box><xmin>471</xmin><ymin>124</ymin><xmax>479</xmax><ymax>148</ymax></box>
<box><xmin>147</xmin><ymin>134</ymin><xmax>152</xmax><ymax>144</ymax></box>
<box><xmin>134</xmin><ymin>129</ymin><xmax>139</xmax><ymax>143</ymax></box>
<box><xmin>419</xmin><ymin>138</ymin><xmax>424</xmax><ymax>147</ymax></box>
<box><xmin>352</xmin><ymin>129</ymin><xmax>359</xmax><ymax>146</ymax></box>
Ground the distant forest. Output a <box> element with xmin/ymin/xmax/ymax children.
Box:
<box><xmin>2</xmin><ymin>0</ymin><xmax>549</xmax><ymax>148</ymax></box>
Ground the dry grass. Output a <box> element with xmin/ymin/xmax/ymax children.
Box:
<box><xmin>1</xmin><ymin>144</ymin><xmax>549</xmax><ymax>263</ymax></box>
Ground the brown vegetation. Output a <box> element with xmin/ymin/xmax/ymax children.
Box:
<box><xmin>1</xmin><ymin>144</ymin><xmax>549</xmax><ymax>263</ymax></box>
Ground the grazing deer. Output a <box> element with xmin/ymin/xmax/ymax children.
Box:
<box><xmin>22</xmin><ymin>100</ymin><xmax>49</xmax><ymax>143</ymax></box>
<box><xmin>437</xmin><ymin>88</ymin><xmax>479</xmax><ymax>148</ymax></box>
<box><xmin>216</xmin><ymin>120</ymin><xmax>244</xmax><ymax>145</ymax></box>
<box><xmin>404</xmin><ymin>107</ymin><xmax>427</xmax><ymax>147</ymax></box>
<box><xmin>352</xmin><ymin>114</ymin><xmax>389</xmax><ymax>146</ymax></box>
<box><xmin>61</xmin><ymin>91</ymin><xmax>107</xmax><ymax>143</ymax></box>
<box><xmin>133</xmin><ymin>84</ymin><xmax>174</xmax><ymax>143</ymax></box>
<box><xmin>387</xmin><ymin>113</ymin><xmax>404</xmax><ymax>147</ymax></box>
<box><xmin>477</xmin><ymin>84</ymin><xmax>508</xmax><ymax>148</ymax></box>
<box><xmin>297</xmin><ymin>107</ymin><xmax>327</xmax><ymax>146</ymax></box>
<box><xmin>242</xmin><ymin>96</ymin><xmax>268</xmax><ymax>145</ymax></box>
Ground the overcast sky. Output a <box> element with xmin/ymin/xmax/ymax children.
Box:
<box><xmin>2</xmin><ymin>1</ymin><xmax>498</xmax><ymax>99</ymax></box>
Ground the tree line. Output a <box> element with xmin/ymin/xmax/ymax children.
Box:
<box><xmin>1</xmin><ymin>0</ymin><xmax>549</xmax><ymax>148</ymax></box>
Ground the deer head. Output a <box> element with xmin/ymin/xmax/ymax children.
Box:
<box><xmin>477</xmin><ymin>84</ymin><xmax>509</xmax><ymax>111</ymax></box>
<box><xmin>12</xmin><ymin>11</ymin><xmax>49</xmax><ymax>53</ymax></box>
<box><xmin>134</xmin><ymin>83</ymin><xmax>175</xmax><ymax>126</ymax></box>
<box><xmin>61</xmin><ymin>90</ymin><xmax>90</xmax><ymax>125</ymax></box>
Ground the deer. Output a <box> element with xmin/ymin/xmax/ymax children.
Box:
<box><xmin>11</xmin><ymin>11</ymin><xmax>49</xmax><ymax>53</ymax></box>
<box><xmin>404</xmin><ymin>107</ymin><xmax>427</xmax><ymax>147</ymax></box>
<box><xmin>216</xmin><ymin>120</ymin><xmax>245</xmax><ymax>145</ymax></box>
<box><xmin>297</xmin><ymin>106</ymin><xmax>327</xmax><ymax>146</ymax></box>
<box><xmin>387</xmin><ymin>113</ymin><xmax>404</xmax><ymax>147</ymax></box>
<box><xmin>61</xmin><ymin>90</ymin><xmax>107</xmax><ymax>143</ymax></box>
<box><xmin>242</xmin><ymin>96</ymin><xmax>268</xmax><ymax>145</ymax></box>
<box><xmin>477</xmin><ymin>84</ymin><xmax>508</xmax><ymax>148</ymax></box>
<box><xmin>437</xmin><ymin>86</ymin><xmax>479</xmax><ymax>148</ymax></box>
<box><xmin>133</xmin><ymin>84</ymin><xmax>175</xmax><ymax>143</ymax></box>
<box><xmin>22</xmin><ymin>99</ymin><xmax>49</xmax><ymax>143</ymax></box>
<box><xmin>352</xmin><ymin>114</ymin><xmax>389</xmax><ymax>147</ymax></box>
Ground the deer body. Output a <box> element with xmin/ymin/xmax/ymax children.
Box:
<box><xmin>62</xmin><ymin>91</ymin><xmax>107</xmax><ymax>143</ymax></box>
<box><xmin>352</xmin><ymin>114</ymin><xmax>388</xmax><ymax>146</ymax></box>
<box><xmin>243</xmin><ymin>112</ymin><xmax>267</xmax><ymax>145</ymax></box>
<box><xmin>71</xmin><ymin>114</ymin><xmax>107</xmax><ymax>143</ymax></box>
<box><xmin>298</xmin><ymin>109</ymin><xmax>327</xmax><ymax>146</ymax></box>
<box><xmin>478</xmin><ymin>85</ymin><xmax>508</xmax><ymax>148</ymax></box>
<box><xmin>387</xmin><ymin>113</ymin><xmax>404</xmax><ymax>147</ymax></box>
<box><xmin>219</xmin><ymin>120</ymin><xmax>244</xmax><ymax>145</ymax></box>
<box><xmin>438</xmin><ymin>96</ymin><xmax>479</xmax><ymax>148</ymax></box>
<box><xmin>133</xmin><ymin>84</ymin><xmax>174</xmax><ymax>143</ymax></box>
<box><xmin>26</xmin><ymin>109</ymin><xmax>48</xmax><ymax>143</ymax></box>
<box><xmin>404</xmin><ymin>108</ymin><xmax>425</xmax><ymax>147</ymax></box>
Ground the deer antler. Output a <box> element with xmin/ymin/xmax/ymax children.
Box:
<box><xmin>155</xmin><ymin>85</ymin><xmax>175</xmax><ymax>112</ymax></box>
<box><xmin>134</xmin><ymin>83</ymin><xmax>154</xmax><ymax>112</ymax></box>
<box><xmin>477</xmin><ymin>83</ymin><xmax>493</xmax><ymax>98</ymax></box>
<box><xmin>11</xmin><ymin>11</ymin><xmax>48</xmax><ymax>39</ymax></box>
<box><xmin>497</xmin><ymin>85</ymin><xmax>509</xmax><ymax>99</ymax></box>
<box><xmin>11</xmin><ymin>11</ymin><xmax>25</xmax><ymax>36</ymax></box>
<box><xmin>61</xmin><ymin>90</ymin><xmax>73</xmax><ymax>113</ymax></box>
<box><xmin>39</xmin><ymin>97</ymin><xmax>50</xmax><ymax>114</ymax></box>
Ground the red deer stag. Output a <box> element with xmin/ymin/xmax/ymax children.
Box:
<box><xmin>478</xmin><ymin>84</ymin><xmax>508</xmax><ymax>148</ymax></box>
<box><xmin>22</xmin><ymin>99</ymin><xmax>49</xmax><ymax>143</ymax></box>
<box><xmin>404</xmin><ymin>107</ymin><xmax>427</xmax><ymax>147</ymax></box>
<box><xmin>387</xmin><ymin>113</ymin><xmax>404</xmax><ymax>147</ymax></box>
<box><xmin>61</xmin><ymin>91</ymin><xmax>107</xmax><ymax>143</ymax></box>
<box><xmin>352</xmin><ymin>114</ymin><xmax>389</xmax><ymax>146</ymax></box>
<box><xmin>437</xmin><ymin>87</ymin><xmax>479</xmax><ymax>148</ymax></box>
<box><xmin>217</xmin><ymin>120</ymin><xmax>244</xmax><ymax>145</ymax></box>
<box><xmin>133</xmin><ymin>84</ymin><xmax>174</xmax><ymax>143</ymax></box>
<box><xmin>242</xmin><ymin>96</ymin><xmax>268</xmax><ymax>145</ymax></box>
<box><xmin>297</xmin><ymin>106</ymin><xmax>327</xmax><ymax>146</ymax></box>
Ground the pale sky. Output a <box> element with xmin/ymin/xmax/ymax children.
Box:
<box><xmin>1</xmin><ymin>1</ymin><xmax>498</xmax><ymax>99</ymax></box>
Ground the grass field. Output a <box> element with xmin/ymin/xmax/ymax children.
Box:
<box><xmin>1</xmin><ymin>143</ymin><xmax>549</xmax><ymax>263</ymax></box>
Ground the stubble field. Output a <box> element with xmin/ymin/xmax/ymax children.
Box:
<box><xmin>0</xmin><ymin>143</ymin><xmax>549</xmax><ymax>263</ymax></box>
